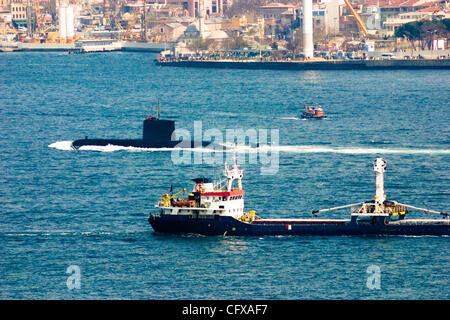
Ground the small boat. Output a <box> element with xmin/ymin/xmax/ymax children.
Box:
<box><xmin>301</xmin><ymin>104</ymin><xmax>327</xmax><ymax>119</ymax></box>
<box><xmin>148</xmin><ymin>156</ymin><xmax>449</xmax><ymax>236</ymax></box>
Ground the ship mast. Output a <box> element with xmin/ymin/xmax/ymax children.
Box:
<box><xmin>224</xmin><ymin>150</ymin><xmax>243</xmax><ymax>191</ymax></box>
<box><xmin>312</xmin><ymin>158</ymin><xmax>448</xmax><ymax>218</ymax></box>
<box><xmin>373</xmin><ymin>157</ymin><xmax>387</xmax><ymax>213</ymax></box>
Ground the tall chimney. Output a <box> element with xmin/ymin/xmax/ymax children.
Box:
<box><xmin>302</xmin><ymin>0</ymin><xmax>314</xmax><ymax>59</ymax></box>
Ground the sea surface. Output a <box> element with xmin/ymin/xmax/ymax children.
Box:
<box><xmin>0</xmin><ymin>52</ymin><xmax>449</xmax><ymax>299</ymax></box>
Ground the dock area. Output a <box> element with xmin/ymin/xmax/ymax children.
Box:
<box><xmin>0</xmin><ymin>41</ymin><xmax>174</xmax><ymax>53</ymax></box>
<box><xmin>155</xmin><ymin>58</ymin><xmax>450</xmax><ymax>70</ymax></box>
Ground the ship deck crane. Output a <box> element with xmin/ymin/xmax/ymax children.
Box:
<box><xmin>161</xmin><ymin>188</ymin><xmax>187</xmax><ymax>207</ymax></box>
<box><xmin>312</xmin><ymin>158</ymin><xmax>448</xmax><ymax>219</ymax></box>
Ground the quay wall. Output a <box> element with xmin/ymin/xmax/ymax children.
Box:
<box><xmin>0</xmin><ymin>41</ymin><xmax>173</xmax><ymax>52</ymax></box>
<box><xmin>156</xmin><ymin>59</ymin><xmax>450</xmax><ymax>70</ymax></box>
<box><xmin>121</xmin><ymin>41</ymin><xmax>175</xmax><ymax>52</ymax></box>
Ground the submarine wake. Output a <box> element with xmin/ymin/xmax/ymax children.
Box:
<box><xmin>49</xmin><ymin>141</ymin><xmax>450</xmax><ymax>155</ymax></box>
<box><xmin>48</xmin><ymin>141</ymin><xmax>74</xmax><ymax>151</ymax></box>
<box><xmin>265</xmin><ymin>145</ymin><xmax>450</xmax><ymax>155</ymax></box>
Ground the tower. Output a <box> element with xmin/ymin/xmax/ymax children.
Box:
<box><xmin>302</xmin><ymin>0</ymin><xmax>313</xmax><ymax>59</ymax></box>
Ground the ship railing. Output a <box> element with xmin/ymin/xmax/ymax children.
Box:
<box><xmin>350</xmin><ymin>203</ymin><xmax>408</xmax><ymax>216</ymax></box>
<box><xmin>239</xmin><ymin>210</ymin><xmax>257</xmax><ymax>223</ymax></box>
<box><xmin>350</xmin><ymin>204</ymin><xmax>389</xmax><ymax>216</ymax></box>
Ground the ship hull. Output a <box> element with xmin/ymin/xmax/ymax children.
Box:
<box><xmin>301</xmin><ymin>113</ymin><xmax>327</xmax><ymax>119</ymax></box>
<box><xmin>71</xmin><ymin>138</ymin><xmax>215</xmax><ymax>149</ymax></box>
<box><xmin>148</xmin><ymin>214</ymin><xmax>450</xmax><ymax>236</ymax></box>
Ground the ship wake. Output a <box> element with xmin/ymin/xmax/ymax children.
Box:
<box><xmin>49</xmin><ymin>141</ymin><xmax>450</xmax><ymax>155</ymax></box>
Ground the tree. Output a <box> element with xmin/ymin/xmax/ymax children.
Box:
<box><xmin>395</xmin><ymin>21</ymin><xmax>421</xmax><ymax>50</ymax></box>
<box><xmin>286</xmin><ymin>29</ymin><xmax>302</xmax><ymax>55</ymax></box>
<box><xmin>188</xmin><ymin>38</ymin><xmax>216</xmax><ymax>53</ymax></box>
<box><xmin>223</xmin><ymin>33</ymin><xmax>249</xmax><ymax>50</ymax></box>
<box><xmin>395</xmin><ymin>19</ymin><xmax>450</xmax><ymax>50</ymax></box>
<box><xmin>231</xmin><ymin>36</ymin><xmax>248</xmax><ymax>50</ymax></box>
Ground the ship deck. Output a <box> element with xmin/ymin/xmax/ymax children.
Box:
<box><xmin>388</xmin><ymin>219</ymin><xmax>450</xmax><ymax>225</ymax></box>
<box><xmin>252</xmin><ymin>218</ymin><xmax>350</xmax><ymax>225</ymax></box>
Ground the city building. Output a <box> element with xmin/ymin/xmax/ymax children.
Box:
<box><xmin>260</xmin><ymin>2</ymin><xmax>296</xmax><ymax>20</ymax></box>
<box><xmin>294</xmin><ymin>1</ymin><xmax>340</xmax><ymax>37</ymax></box>
<box><xmin>150</xmin><ymin>22</ymin><xmax>187</xmax><ymax>42</ymax></box>
<box><xmin>383</xmin><ymin>6</ymin><xmax>449</xmax><ymax>36</ymax></box>
<box><xmin>10</xmin><ymin>0</ymin><xmax>27</xmax><ymax>29</ymax></box>
<box><xmin>0</xmin><ymin>4</ymin><xmax>12</xmax><ymax>37</ymax></box>
<box><xmin>146</xmin><ymin>0</ymin><xmax>231</xmax><ymax>17</ymax></box>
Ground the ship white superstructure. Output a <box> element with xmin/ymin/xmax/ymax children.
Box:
<box><xmin>156</xmin><ymin>154</ymin><xmax>250</xmax><ymax>220</ymax></box>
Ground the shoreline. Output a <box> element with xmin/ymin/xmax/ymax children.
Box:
<box><xmin>0</xmin><ymin>41</ymin><xmax>175</xmax><ymax>52</ymax></box>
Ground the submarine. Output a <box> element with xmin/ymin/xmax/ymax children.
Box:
<box><xmin>72</xmin><ymin>102</ymin><xmax>216</xmax><ymax>150</ymax></box>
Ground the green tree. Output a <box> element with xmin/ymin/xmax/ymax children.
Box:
<box><xmin>395</xmin><ymin>21</ymin><xmax>422</xmax><ymax>50</ymax></box>
<box><xmin>396</xmin><ymin>19</ymin><xmax>450</xmax><ymax>50</ymax></box>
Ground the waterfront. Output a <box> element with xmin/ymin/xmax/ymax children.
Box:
<box><xmin>156</xmin><ymin>57</ymin><xmax>450</xmax><ymax>70</ymax></box>
<box><xmin>0</xmin><ymin>52</ymin><xmax>449</xmax><ymax>299</ymax></box>
<box><xmin>0</xmin><ymin>41</ymin><xmax>173</xmax><ymax>52</ymax></box>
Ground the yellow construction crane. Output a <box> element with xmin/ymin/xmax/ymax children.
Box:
<box><xmin>160</xmin><ymin>188</ymin><xmax>187</xmax><ymax>207</ymax></box>
<box><xmin>343</xmin><ymin>0</ymin><xmax>368</xmax><ymax>37</ymax></box>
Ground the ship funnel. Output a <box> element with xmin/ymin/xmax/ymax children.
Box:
<box><xmin>373</xmin><ymin>158</ymin><xmax>387</xmax><ymax>205</ymax></box>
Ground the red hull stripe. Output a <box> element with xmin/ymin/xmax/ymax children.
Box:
<box><xmin>201</xmin><ymin>190</ymin><xmax>245</xmax><ymax>197</ymax></box>
<box><xmin>252</xmin><ymin>220</ymin><xmax>347</xmax><ymax>225</ymax></box>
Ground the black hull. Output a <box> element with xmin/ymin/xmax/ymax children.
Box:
<box><xmin>71</xmin><ymin>117</ymin><xmax>220</xmax><ymax>149</ymax></box>
<box><xmin>72</xmin><ymin>138</ymin><xmax>215</xmax><ymax>149</ymax></box>
<box><xmin>301</xmin><ymin>114</ymin><xmax>327</xmax><ymax>119</ymax></box>
<box><xmin>148</xmin><ymin>214</ymin><xmax>450</xmax><ymax>236</ymax></box>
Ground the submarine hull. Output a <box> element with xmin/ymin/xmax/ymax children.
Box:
<box><xmin>71</xmin><ymin>138</ymin><xmax>215</xmax><ymax>149</ymax></box>
<box><xmin>148</xmin><ymin>214</ymin><xmax>450</xmax><ymax>236</ymax></box>
<box><xmin>71</xmin><ymin>117</ymin><xmax>259</xmax><ymax>150</ymax></box>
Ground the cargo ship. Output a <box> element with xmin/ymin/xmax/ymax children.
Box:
<box><xmin>148</xmin><ymin>157</ymin><xmax>449</xmax><ymax>236</ymax></box>
<box><xmin>301</xmin><ymin>105</ymin><xmax>327</xmax><ymax>119</ymax></box>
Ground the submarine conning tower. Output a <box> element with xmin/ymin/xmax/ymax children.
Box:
<box><xmin>142</xmin><ymin>100</ymin><xmax>176</xmax><ymax>142</ymax></box>
<box><xmin>142</xmin><ymin>117</ymin><xmax>176</xmax><ymax>142</ymax></box>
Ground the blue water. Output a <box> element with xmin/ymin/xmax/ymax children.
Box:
<box><xmin>0</xmin><ymin>52</ymin><xmax>449</xmax><ymax>299</ymax></box>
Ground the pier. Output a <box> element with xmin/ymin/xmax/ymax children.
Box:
<box><xmin>155</xmin><ymin>58</ymin><xmax>450</xmax><ymax>70</ymax></box>
<box><xmin>0</xmin><ymin>41</ymin><xmax>175</xmax><ymax>53</ymax></box>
